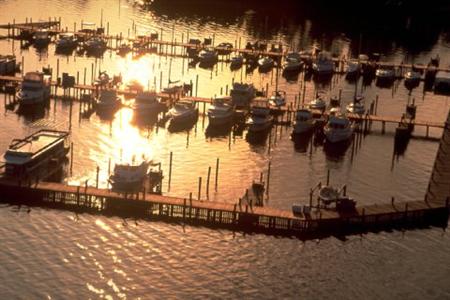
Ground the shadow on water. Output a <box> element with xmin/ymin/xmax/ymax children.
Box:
<box><xmin>246</xmin><ymin>129</ymin><xmax>271</xmax><ymax>146</ymax></box>
<box><xmin>291</xmin><ymin>131</ymin><xmax>313</xmax><ymax>153</ymax></box>
<box><xmin>323</xmin><ymin>139</ymin><xmax>351</xmax><ymax>162</ymax></box>
<box><xmin>205</xmin><ymin>123</ymin><xmax>233</xmax><ymax>138</ymax></box>
<box><xmin>16</xmin><ymin>102</ymin><xmax>49</xmax><ymax>122</ymax></box>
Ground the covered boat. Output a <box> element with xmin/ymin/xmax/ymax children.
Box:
<box><xmin>207</xmin><ymin>97</ymin><xmax>234</xmax><ymax>126</ymax></box>
<box><xmin>109</xmin><ymin>161</ymin><xmax>150</xmax><ymax>192</ymax></box>
<box><xmin>17</xmin><ymin>72</ymin><xmax>51</xmax><ymax>106</ymax></box>
<box><xmin>323</xmin><ymin>114</ymin><xmax>354</xmax><ymax>143</ymax></box>
<box><xmin>246</xmin><ymin>107</ymin><xmax>273</xmax><ymax>132</ymax></box>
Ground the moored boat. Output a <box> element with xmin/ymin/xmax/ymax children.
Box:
<box><xmin>17</xmin><ymin>71</ymin><xmax>51</xmax><ymax>106</ymax></box>
<box><xmin>323</xmin><ymin>113</ymin><xmax>354</xmax><ymax>143</ymax></box>
<box><xmin>346</xmin><ymin>96</ymin><xmax>365</xmax><ymax>115</ymax></box>
<box><xmin>3</xmin><ymin>129</ymin><xmax>70</xmax><ymax>178</ymax></box>
<box><xmin>246</xmin><ymin>107</ymin><xmax>273</xmax><ymax>132</ymax></box>
<box><xmin>230</xmin><ymin>82</ymin><xmax>255</xmax><ymax>109</ymax></box>
<box><xmin>167</xmin><ymin>100</ymin><xmax>198</xmax><ymax>125</ymax></box>
<box><xmin>109</xmin><ymin>160</ymin><xmax>150</xmax><ymax>192</ymax></box>
<box><xmin>95</xmin><ymin>89</ymin><xmax>121</xmax><ymax>113</ymax></box>
<box><xmin>268</xmin><ymin>90</ymin><xmax>286</xmax><ymax>108</ymax></box>
<box><xmin>293</xmin><ymin>109</ymin><xmax>315</xmax><ymax>134</ymax></box>
<box><xmin>258</xmin><ymin>57</ymin><xmax>274</xmax><ymax>72</ymax></box>
<box><xmin>132</xmin><ymin>91</ymin><xmax>163</xmax><ymax>115</ymax></box>
<box><xmin>207</xmin><ymin>97</ymin><xmax>234</xmax><ymax>126</ymax></box>
<box><xmin>56</xmin><ymin>33</ymin><xmax>78</xmax><ymax>52</ymax></box>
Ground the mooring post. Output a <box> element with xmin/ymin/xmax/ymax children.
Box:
<box><xmin>96</xmin><ymin>166</ymin><xmax>100</xmax><ymax>188</ymax></box>
<box><xmin>326</xmin><ymin>169</ymin><xmax>330</xmax><ymax>186</ymax></box>
<box><xmin>70</xmin><ymin>142</ymin><xmax>74</xmax><ymax>174</ymax></box>
<box><xmin>195</xmin><ymin>74</ymin><xmax>199</xmax><ymax>97</ymax></box>
<box><xmin>168</xmin><ymin>151</ymin><xmax>173</xmax><ymax>190</ymax></box>
<box><xmin>206</xmin><ymin>166</ymin><xmax>211</xmax><ymax>198</ymax></box>
<box><xmin>215</xmin><ymin>158</ymin><xmax>219</xmax><ymax>191</ymax></box>
<box><xmin>198</xmin><ymin>177</ymin><xmax>202</xmax><ymax>200</ymax></box>
<box><xmin>266</xmin><ymin>161</ymin><xmax>271</xmax><ymax>195</ymax></box>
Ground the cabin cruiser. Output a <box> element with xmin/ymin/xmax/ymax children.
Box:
<box><xmin>207</xmin><ymin>97</ymin><xmax>234</xmax><ymax>126</ymax></box>
<box><xmin>434</xmin><ymin>71</ymin><xmax>450</xmax><ymax>93</ymax></box>
<box><xmin>33</xmin><ymin>30</ymin><xmax>51</xmax><ymax>48</ymax></box>
<box><xmin>17</xmin><ymin>72</ymin><xmax>51</xmax><ymax>106</ymax></box>
<box><xmin>283</xmin><ymin>57</ymin><xmax>303</xmax><ymax>73</ymax></box>
<box><xmin>346</xmin><ymin>96</ymin><xmax>365</xmax><ymax>115</ymax></box>
<box><xmin>404</xmin><ymin>70</ymin><xmax>421</xmax><ymax>88</ymax></box>
<box><xmin>132</xmin><ymin>91</ymin><xmax>162</xmax><ymax>115</ymax></box>
<box><xmin>246</xmin><ymin>107</ymin><xmax>273</xmax><ymax>132</ymax></box>
<box><xmin>95</xmin><ymin>89</ymin><xmax>121</xmax><ymax>112</ymax></box>
<box><xmin>268</xmin><ymin>91</ymin><xmax>286</xmax><ymax>107</ymax></box>
<box><xmin>375</xmin><ymin>66</ymin><xmax>395</xmax><ymax>81</ymax></box>
<box><xmin>217</xmin><ymin>42</ymin><xmax>233</xmax><ymax>55</ymax></box>
<box><xmin>230</xmin><ymin>55</ymin><xmax>244</xmax><ymax>69</ymax></box>
<box><xmin>109</xmin><ymin>160</ymin><xmax>150</xmax><ymax>192</ymax></box>
<box><xmin>345</xmin><ymin>61</ymin><xmax>361</xmax><ymax>79</ymax></box>
<box><xmin>3</xmin><ymin>130</ymin><xmax>70</xmax><ymax>178</ymax></box>
<box><xmin>198</xmin><ymin>49</ymin><xmax>218</xmax><ymax>65</ymax></box>
<box><xmin>323</xmin><ymin>114</ymin><xmax>354</xmax><ymax>143</ymax></box>
<box><xmin>56</xmin><ymin>33</ymin><xmax>78</xmax><ymax>52</ymax></box>
<box><xmin>167</xmin><ymin>100</ymin><xmax>198</xmax><ymax>125</ymax></box>
<box><xmin>258</xmin><ymin>57</ymin><xmax>274</xmax><ymax>72</ymax></box>
<box><xmin>187</xmin><ymin>38</ymin><xmax>201</xmax><ymax>58</ymax></box>
<box><xmin>84</xmin><ymin>37</ymin><xmax>107</xmax><ymax>55</ymax></box>
<box><xmin>230</xmin><ymin>82</ymin><xmax>255</xmax><ymax>108</ymax></box>
<box><xmin>312</xmin><ymin>52</ymin><xmax>334</xmax><ymax>75</ymax></box>
<box><xmin>308</xmin><ymin>95</ymin><xmax>327</xmax><ymax>111</ymax></box>
<box><xmin>293</xmin><ymin>109</ymin><xmax>315</xmax><ymax>134</ymax></box>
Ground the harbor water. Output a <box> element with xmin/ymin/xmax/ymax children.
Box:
<box><xmin>0</xmin><ymin>0</ymin><xmax>449</xmax><ymax>298</ymax></box>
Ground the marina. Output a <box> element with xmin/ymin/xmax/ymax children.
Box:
<box><xmin>0</xmin><ymin>0</ymin><xmax>450</xmax><ymax>298</ymax></box>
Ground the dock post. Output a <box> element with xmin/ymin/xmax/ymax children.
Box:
<box><xmin>375</xmin><ymin>95</ymin><xmax>379</xmax><ymax>114</ymax></box>
<box><xmin>70</xmin><ymin>142</ymin><xmax>74</xmax><ymax>174</ymax></box>
<box><xmin>21</xmin><ymin>56</ymin><xmax>24</xmax><ymax>76</ymax></box>
<box><xmin>215</xmin><ymin>158</ymin><xmax>219</xmax><ymax>191</ymax></box>
<box><xmin>183</xmin><ymin>198</ymin><xmax>186</xmax><ymax>220</ymax></box>
<box><xmin>338</xmin><ymin>89</ymin><xmax>342</xmax><ymax>101</ymax></box>
<box><xmin>426</xmin><ymin>126</ymin><xmax>429</xmax><ymax>138</ymax></box>
<box><xmin>96</xmin><ymin>166</ymin><xmax>100</xmax><ymax>188</ymax></box>
<box><xmin>381</xmin><ymin>121</ymin><xmax>385</xmax><ymax>134</ymax></box>
<box><xmin>195</xmin><ymin>74</ymin><xmax>199</xmax><ymax>97</ymax></box>
<box><xmin>168</xmin><ymin>151</ymin><xmax>173</xmax><ymax>190</ymax></box>
<box><xmin>266</xmin><ymin>161</ymin><xmax>271</xmax><ymax>195</ymax></box>
<box><xmin>198</xmin><ymin>177</ymin><xmax>202</xmax><ymax>200</ymax></box>
<box><xmin>326</xmin><ymin>169</ymin><xmax>330</xmax><ymax>186</ymax></box>
<box><xmin>206</xmin><ymin>166</ymin><xmax>211</xmax><ymax>199</ymax></box>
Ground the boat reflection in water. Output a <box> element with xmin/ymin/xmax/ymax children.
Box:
<box><xmin>291</xmin><ymin>131</ymin><xmax>314</xmax><ymax>153</ymax></box>
<box><xmin>323</xmin><ymin>139</ymin><xmax>352</xmax><ymax>161</ymax></box>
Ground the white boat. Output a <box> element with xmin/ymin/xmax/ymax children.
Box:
<box><xmin>167</xmin><ymin>100</ymin><xmax>198</xmax><ymax>125</ymax></box>
<box><xmin>246</xmin><ymin>107</ymin><xmax>273</xmax><ymax>132</ymax></box>
<box><xmin>56</xmin><ymin>33</ymin><xmax>78</xmax><ymax>51</ymax></box>
<box><xmin>109</xmin><ymin>161</ymin><xmax>150</xmax><ymax>191</ymax></box>
<box><xmin>33</xmin><ymin>30</ymin><xmax>51</xmax><ymax>48</ymax></box>
<box><xmin>318</xmin><ymin>186</ymin><xmax>341</xmax><ymax>204</ymax></box>
<box><xmin>324</xmin><ymin>114</ymin><xmax>354</xmax><ymax>143</ymax></box>
<box><xmin>95</xmin><ymin>89</ymin><xmax>121</xmax><ymax>112</ymax></box>
<box><xmin>258</xmin><ymin>57</ymin><xmax>274</xmax><ymax>72</ymax></box>
<box><xmin>283</xmin><ymin>57</ymin><xmax>303</xmax><ymax>73</ymax></box>
<box><xmin>17</xmin><ymin>72</ymin><xmax>51</xmax><ymax>106</ymax></box>
<box><xmin>3</xmin><ymin>130</ymin><xmax>70</xmax><ymax>178</ymax></box>
<box><xmin>84</xmin><ymin>37</ymin><xmax>107</xmax><ymax>54</ymax></box>
<box><xmin>308</xmin><ymin>96</ymin><xmax>327</xmax><ymax>111</ymax></box>
<box><xmin>375</xmin><ymin>66</ymin><xmax>395</xmax><ymax>81</ymax></box>
<box><xmin>230</xmin><ymin>82</ymin><xmax>255</xmax><ymax>108</ymax></box>
<box><xmin>346</xmin><ymin>96</ymin><xmax>365</xmax><ymax>114</ymax></box>
<box><xmin>230</xmin><ymin>55</ymin><xmax>244</xmax><ymax>69</ymax></box>
<box><xmin>312</xmin><ymin>52</ymin><xmax>334</xmax><ymax>75</ymax></box>
<box><xmin>293</xmin><ymin>109</ymin><xmax>315</xmax><ymax>134</ymax></box>
<box><xmin>207</xmin><ymin>97</ymin><xmax>234</xmax><ymax>126</ymax></box>
<box><xmin>132</xmin><ymin>91</ymin><xmax>162</xmax><ymax>115</ymax></box>
<box><xmin>346</xmin><ymin>61</ymin><xmax>361</xmax><ymax>78</ymax></box>
<box><xmin>286</xmin><ymin>51</ymin><xmax>302</xmax><ymax>61</ymax></box>
<box><xmin>199</xmin><ymin>49</ymin><xmax>218</xmax><ymax>65</ymax></box>
<box><xmin>404</xmin><ymin>70</ymin><xmax>421</xmax><ymax>83</ymax></box>
<box><xmin>434</xmin><ymin>71</ymin><xmax>450</xmax><ymax>92</ymax></box>
<box><xmin>268</xmin><ymin>91</ymin><xmax>286</xmax><ymax>107</ymax></box>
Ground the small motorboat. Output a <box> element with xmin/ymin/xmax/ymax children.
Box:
<box><xmin>283</xmin><ymin>57</ymin><xmax>303</xmax><ymax>73</ymax></box>
<box><xmin>84</xmin><ymin>37</ymin><xmax>107</xmax><ymax>55</ymax></box>
<box><xmin>124</xmin><ymin>79</ymin><xmax>144</xmax><ymax>96</ymax></box>
<box><xmin>308</xmin><ymin>95</ymin><xmax>327</xmax><ymax>111</ymax></box>
<box><xmin>376</xmin><ymin>65</ymin><xmax>396</xmax><ymax>82</ymax></box>
<box><xmin>187</xmin><ymin>38</ymin><xmax>201</xmax><ymax>58</ymax></box>
<box><xmin>268</xmin><ymin>91</ymin><xmax>286</xmax><ymax>107</ymax></box>
<box><xmin>94</xmin><ymin>71</ymin><xmax>111</xmax><ymax>87</ymax></box>
<box><xmin>286</xmin><ymin>51</ymin><xmax>302</xmax><ymax>61</ymax></box>
<box><xmin>33</xmin><ymin>30</ymin><xmax>51</xmax><ymax>48</ymax></box>
<box><xmin>346</xmin><ymin>96</ymin><xmax>365</xmax><ymax>115</ymax></box>
<box><xmin>198</xmin><ymin>49</ymin><xmax>218</xmax><ymax>65</ymax></box>
<box><xmin>246</xmin><ymin>107</ymin><xmax>273</xmax><ymax>132</ymax></box>
<box><xmin>404</xmin><ymin>70</ymin><xmax>421</xmax><ymax>88</ymax></box>
<box><xmin>167</xmin><ymin>100</ymin><xmax>199</xmax><ymax>125</ymax></box>
<box><xmin>258</xmin><ymin>57</ymin><xmax>274</xmax><ymax>73</ymax></box>
<box><xmin>318</xmin><ymin>185</ymin><xmax>341</xmax><ymax>205</ymax></box>
<box><xmin>345</xmin><ymin>61</ymin><xmax>361</xmax><ymax>79</ymax></box>
<box><xmin>312</xmin><ymin>52</ymin><xmax>334</xmax><ymax>75</ymax></box>
<box><xmin>230</xmin><ymin>82</ymin><xmax>255</xmax><ymax>108</ymax></box>
<box><xmin>95</xmin><ymin>89</ymin><xmax>121</xmax><ymax>112</ymax></box>
<box><xmin>230</xmin><ymin>55</ymin><xmax>244</xmax><ymax>69</ymax></box>
<box><xmin>132</xmin><ymin>91</ymin><xmax>163</xmax><ymax>115</ymax></box>
<box><xmin>117</xmin><ymin>43</ymin><xmax>132</xmax><ymax>56</ymax></box>
<box><xmin>216</xmin><ymin>42</ymin><xmax>233</xmax><ymax>55</ymax></box>
<box><xmin>55</xmin><ymin>33</ymin><xmax>78</xmax><ymax>52</ymax></box>
<box><xmin>207</xmin><ymin>97</ymin><xmax>234</xmax><ymax>126</ymax></box>
<box><xmin>109</xmin><ymin>160</ymin><xmax>150</xmax><ymax>192</ymax></box>
<box><xmin>323</xmin><ymin>113</ymin><xmax>354</xmax><ymax>143</ymax></box>
<box><xmin>293</xmin><ymin>109</ymin><xmax>315</xmax><ymax>134</ymax></box>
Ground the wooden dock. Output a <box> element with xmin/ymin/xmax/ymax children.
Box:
<box><xmin>1</xmin><ymin>110</ymin><xmax>450</xmax><ymax>237</ymax></box>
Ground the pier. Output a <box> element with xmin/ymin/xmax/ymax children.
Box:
<box><xmin>0</xmin><ymin>110</ymin><xmax>449</xmax><ymax>237</ymax></box>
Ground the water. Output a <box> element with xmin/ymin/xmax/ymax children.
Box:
<box><xmin>0</xmin><ymin>0</ymin><xmax>449</xmax><ymax>298</ymax></box>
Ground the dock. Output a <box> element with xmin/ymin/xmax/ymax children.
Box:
<box><xmin>0</xmin><ymin>110</ymin><xmax>449</xmax><ymax>237</ymax></box>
